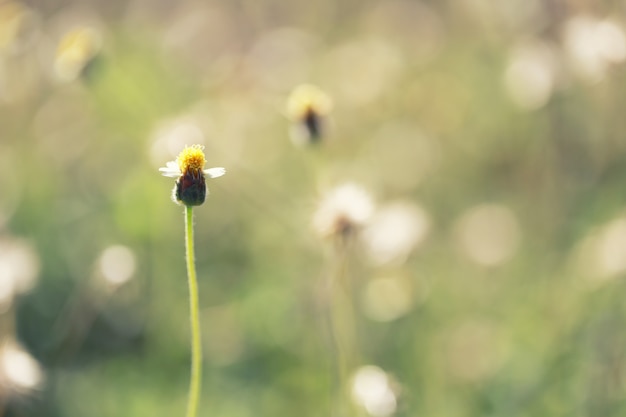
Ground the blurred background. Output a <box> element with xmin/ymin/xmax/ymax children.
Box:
<box><xmin>2</xmin><ymin>0</ymin><xmax>626</xmax><ymax>416</ymax></box>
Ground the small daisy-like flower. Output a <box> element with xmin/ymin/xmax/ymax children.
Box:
<box><xmin>286</xmin><ymin>84</ymin><xmax>333</xmax><ymax>145</ymax></box>
<box><xmin>159</xmin><ymin>144</ymin><xmax>225</xmax><ymax>206</ymax></box>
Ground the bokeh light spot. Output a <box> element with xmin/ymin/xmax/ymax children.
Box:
<box><xmin>454</xmin><ymin>204</ymin><xmax>521</xmax><ymax>267</ymax></box>
<box><xmin>98</xmin><ymin>245</ymin><xmax>136</xmax><ymax>287</ymax></box>
<box><xmin>351</xmin><ymin>365</ymin><xmax>397</xmax><ymax>417</ymax></box>
<box><xmin>504</xmin><ymin>40</ymin><xmax>556</xmax><ymax>110</ymax></box>
<box><xmin>362</xmin><ymin>274</ymin><xmax>414</xmax><ymax>322</ymax></box>
<box><xmin>1</xmin><ymin>341</ymin><xmax>43</xmax><ymax>392</ymax></box>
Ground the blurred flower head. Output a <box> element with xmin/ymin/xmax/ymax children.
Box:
<box><xmin>563</xmin><ymin>16</ymin><xmax>626</xmax><ymax>83</ymax></box>
<box><xmin>351</xmin><ymin>365</ymin><xmax>398</xmax><ymax>417</ymax></box>
<box><xmin>361</xmin><ymin>202</ymin><xmax>430</xmax><ymax>265</ymax></box>
<box><xmin>159</xmin><ymin>144</ymin><xmax>225</xmax><ymax>206</ymax></box>
<box><xmin>312</xmin><ymin>183</ymin><xmax>374</xmax><ymax>240</ymax></box>
<box><xmin>0</xmin><ymin>339</ymin><xmax>44</xmax><ymax>400</ymax></box>
<box><xmin>286</xmin><ymin>84</ymin><xmax>333</xmax><ymax>145</ymax></box>
<box><xmin>54</xmin><ymin>26</ymin><xmax>102</xmax><ymax>82</ymax></box>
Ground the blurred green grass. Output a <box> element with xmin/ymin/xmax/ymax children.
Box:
<box><xmin>3</xmin><ymin>1</ymin><xmax>626</xmax><ymax>416</ymax></box>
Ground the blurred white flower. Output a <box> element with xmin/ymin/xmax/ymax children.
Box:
<box><xmin>351</xmin><ymin>365</ymin><xmax>398</xmax><ymax>417</ymax></box>
<box><xmin>0</xmin><ymin>339</ymin><xmax>44</xmax><ymax>398</ymax></box>
<box><xmin>312</xmin><ymin>183</ymin><xmax>375</xmax><ymax>240</ymax></box>
<box><xmin>361</xmin><ymin>202</ymin><xmax>430</xmax><ymax>265</ymax></box>
<box><xmin>563</xmin><ymin>16</ymin><xmax>626</xmax><ymax>83</ymax></box>
<box><xmin>453</xmin><ymin>204</ymin><xmax>521</xmax><ymax>267</ymax></box>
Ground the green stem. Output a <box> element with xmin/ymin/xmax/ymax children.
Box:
<box><xmin>185</xmin><ymin>206</ymin><xmax>202</xmax><ymax>417</ymax></box>
<box><xmin>327</xmin><ymin>240</ymin><xmax>364</xmax><ymax>417</ymax></box>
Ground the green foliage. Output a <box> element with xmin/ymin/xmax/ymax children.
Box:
<box><xmin>4</xmin><ymin>1</ymin><xmax>626</xmax><ymax>416</ymax></box>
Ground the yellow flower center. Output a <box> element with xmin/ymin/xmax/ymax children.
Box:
<box><xmin>177</xmin><ymin>145</ymin><xmax>206</xmax><ymax>174</ymax></box>
<box><xmin>286</xmin><ymin>84</ymin><xmax>332</xmax><ymax>120</ymax></box>
<box><xmin>57</xmin><ymin>27</ymin><xmax>101</xmax><ymax>61</ymax></box>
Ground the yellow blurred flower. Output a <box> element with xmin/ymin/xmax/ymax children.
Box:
<box><xmin>54</xmin><ymin>26</ymin><xmax>102</xmax><ymax>82</ymax></box>
<box><xmin>286</xmin><ymin>84</ymin><xmax>333</xmax><ymax>144</ymax></box>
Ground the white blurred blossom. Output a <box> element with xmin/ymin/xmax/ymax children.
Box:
<box><xmin>312</xmin><ymin>183</ymin><xmax>375</xmax><ymax>239</ymax></box>
<box><xmin>563</xmin><ymin>16</ymin><xmax>626</xmax><ymax>83</ymax></box>
<box><xmin>361</xmin><ymin>202</ymin><xmax>430</xmax><ymax>265</ymax></box>
<box><xmin>351</xmin><ymin>365</ymin><xmax>398</xmax><ymax>417</ymax></box>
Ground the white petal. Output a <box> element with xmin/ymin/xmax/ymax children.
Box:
<box><xmin>204</xmin><ymin>167</ymin><xmax>226</xmax><ymax>178</ymax></box>
<box><xmin>159</xmin><ymin>161</ymin><xmax>181</xmax><ymax>177</ymax></box>
<box><xmin>159</xmin><ymin>171</ymin><xmax>181</xmax><ymax>178</ymax></box>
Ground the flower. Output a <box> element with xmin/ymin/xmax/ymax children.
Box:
<box><xmin>159</xmin><ymin>144</ymin><xmax>225</xmax><ymax>206</ymax></box>
<box><xmin>312</xmin><ymin>183</ymin><xmax>374</xmax><ymax>240</ymax></box>
<box><xmin>361</xmin><ymin>202</ymin><xmax>431</xmax><ymax>266</ymax></box>
<box><xmin>286</xmin><ymin>84</ymin><xmax>333</xmax><ymax>145</ymax></box>
<box><xmin>54</xmin><ymin>26</ymin><xmax>102</xmax><ymax>82</ymax></box>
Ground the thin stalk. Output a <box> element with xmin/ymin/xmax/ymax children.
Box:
<box><xmin>185</xmin><ymin>206</ymin><xmax>202</xmax><ymax>417</ymax></box>
<box><xmin>326</xmin><ymin>239</ymin><xmax>365</xmax><ymax>417</ymax></box>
